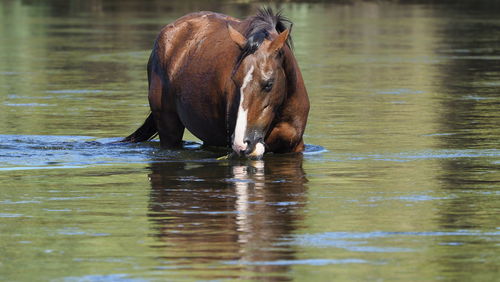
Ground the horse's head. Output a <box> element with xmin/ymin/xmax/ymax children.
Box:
<box><xmin>228</xmin><ymin>25</ymin><xmax>290</xmax><ymax>159</ymax></box>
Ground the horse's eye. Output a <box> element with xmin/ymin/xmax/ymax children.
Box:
<box><xmin>263</xmin><ymin>80</ymin><xmax>274</xmax><ymax>92</ymax></box>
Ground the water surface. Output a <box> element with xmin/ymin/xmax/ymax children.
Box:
<box><xmin>1</xmin><ymin>0</ymin><xmax>499</xmax><ymax>281</ymax></box>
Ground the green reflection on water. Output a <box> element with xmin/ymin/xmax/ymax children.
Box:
<box><xmin>1</xmin><ymin>0</ymin><xmax>499</xmax><ymax>281</ymax></box>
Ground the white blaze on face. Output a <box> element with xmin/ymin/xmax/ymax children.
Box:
<box><xmin>232</xmin><ymin>65</ymin><xmax>254</xmax><ymax>153</ymax></box>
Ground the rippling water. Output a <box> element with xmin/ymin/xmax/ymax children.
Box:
<box><xmin>1</xmin><ymin>0</ymin><xmax>499</xmax><ymax>281</ymax></box>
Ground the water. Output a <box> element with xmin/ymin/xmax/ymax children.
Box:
<box><xmin>1</xmin><ymin>0</ymin><xmax>499</xmax><ymax>281</ymax></box>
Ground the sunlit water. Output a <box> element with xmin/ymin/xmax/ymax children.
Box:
<box><xmin>1</xmin><ymin>1</ymin><xmax>499</xmax><ymax>281</ymax></box>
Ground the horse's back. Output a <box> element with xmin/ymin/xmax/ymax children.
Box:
<box><xmin>155</xmin><ymin>11</ymin><xmax>239</xmax><ymax>73</ymax></box>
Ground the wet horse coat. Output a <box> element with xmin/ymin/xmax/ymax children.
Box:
<box><xmin>123</xmin><ymin>9</ymin><xmax>309</xmax><ymax>158</ymax></box>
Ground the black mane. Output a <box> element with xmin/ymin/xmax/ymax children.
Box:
<box><xmin>232</xmin><ymin>7</ymin><xmax>293</xmax><ymax>76</ymax></box>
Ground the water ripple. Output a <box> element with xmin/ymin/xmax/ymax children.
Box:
<box><xmin>286</xmin><ymin>230</ymin><xmax>500</xmax><ymax>253</ymax></box>
<box><xmin>223</xmin><ymin>258</ymin><xmax>370</xmax><ymax>266</ymax></box>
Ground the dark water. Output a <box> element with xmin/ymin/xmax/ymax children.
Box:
<box><xmin>1</xmin><ymin>1</ymin><xmax>499</xmax><ymax>281</ymax></box>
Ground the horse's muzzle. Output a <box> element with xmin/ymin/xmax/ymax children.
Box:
<box><xmin>232</xmin><ymin>136</ymin><xmax>265</xmax><ymax>158</ymax></box>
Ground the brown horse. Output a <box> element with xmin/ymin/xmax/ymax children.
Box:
<box><xmin>123</xmin><ymin>8</ymin><xmax>309</xmax><ymax>158</ymax></box>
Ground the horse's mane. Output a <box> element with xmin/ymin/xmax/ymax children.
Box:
<box><xmin>233</xmin><ymin>7</ymin><xmax>293</xmax><ymax>75</ymax></box>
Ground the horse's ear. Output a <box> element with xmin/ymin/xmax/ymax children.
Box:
<box><xmin>228</xmin><ymin>24</ymin><xmax>246</xmax><ymax>49</ymax></box>
<box><xmin>268</xmin><ymin>29</ymin><xmax>290</xmax><ymax>54</ymax></box>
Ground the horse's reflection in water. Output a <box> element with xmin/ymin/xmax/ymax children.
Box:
<box><xmin>147</xmin><ymin>154</ymin><xmax>307</xmax><ymax>279</ymax></box>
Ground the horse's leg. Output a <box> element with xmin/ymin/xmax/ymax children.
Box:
<box><xmin>265</xmin><ymin>122</ymin><xmax>305</xmax><ymax>153</ymax></box>
<box><xmin>149</xmin><ymin>68</ymin><xmax>185</xmax><ymax>148</ymax></box>
<box><xmin>155</xmin><ymin>113</ymin><xmax>184</xmax><ymax>148</ymax></box>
